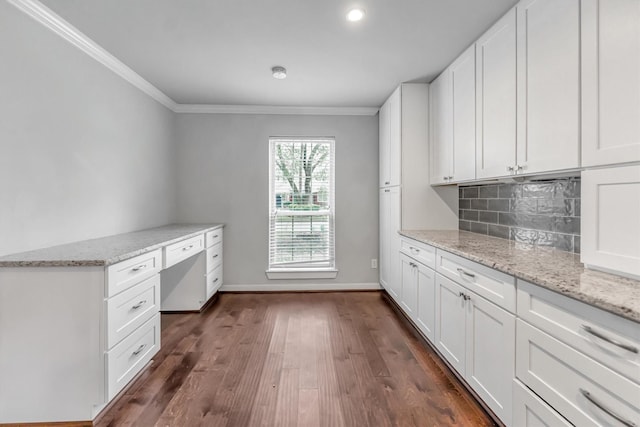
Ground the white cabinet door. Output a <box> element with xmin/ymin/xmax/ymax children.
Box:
<box><xmin>516</xmin><ymin>0</ymin><xmax>580</xmax><ymax>175</ymax></box>
<box><xmin>388</xmin><ymin>87</ymin><xmax>402</xmax><ymax>187</ymax></box>
<box><xmin>582</xmin><ymin>0</ymin><xmax>640</xmax><ymax>166</ymax></box>
<box><xmin>379</xmin><ymin>99</ymin><xmax>391</xmax><ymax>187</ymax></box>
<box><xmin>465</xmin><ymin>289</ymin><xmax>515</xmax><ymax>426</ymax></box>
<box><xmin>581</xmin><ymin>165</ymin><xmax>640</xmax><ymax>278</ymax></box>
<box><xmin>451</xmin><ymin>44</ymin><xmax>476</xmax><ymax>182</ymax></box>
<box><xmin>513</xmin><ymin>379</ymin><xmax>572</xmax><ymax>427</ymax></box>
<box><xmin>430</xmin><ymin>72</ymin><xmax>451</xmax><ymax>185</ymax></box>
<box><xmin>416</xmin><ymin>263</ymin><xmax>436</xmax><ymax>342</ymax></box>
<box><xmin>380</xmin><ymin>187</ymin><xmax>401</xmax><ymax>299</ymax></box>
<box><xmin>435</xmin><ymin>274</ymin><xmax>467</xmax><ymax>375</ymax></box>
<box><xmin>400</xmin><ymin>253</ymin><xmax>418</xmax><ymax>319</ymax></box>
<box><xmin>476</xmin><ymin>7</ymin><xmax>517</xmax><ymax>179</ymax></box>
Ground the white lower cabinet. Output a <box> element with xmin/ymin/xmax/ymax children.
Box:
<box><xmin>435</xmin><ymin>274</ymin><xmax>468</xmax><ymax>374</ymax></box>
<box><xmin>380</xmin><ymin>187</ymin><xmax>401</xmax><ymax>300</ymax></box>
<box><xmin>513</xmin><ymin>379</ymin><xmax>572</xmax><ymax>427</ymax></box>
<box><xmin>400</xmin><ymin>250</ymin><xmax>437</xmax><ymax>342</ymax></box>
<box><xmin>400</xmin><ymin>253</ymin><xmax>418</xmax><ymax>318</ymax></box>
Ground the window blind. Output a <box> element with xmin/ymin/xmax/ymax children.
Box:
<box><xmin>268</xmin><ymin>138</ymin><xmax>335</xmax><ymax>270</ymax></box>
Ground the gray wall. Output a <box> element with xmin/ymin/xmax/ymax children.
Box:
<box><xmin>175</xmin><ymin>113</ymin><xmax>379</xmax><ymax>288</ymax></box>
<box><xmin>0</xmin><ymin>3</ymin><xmax>177</xmax><ymax>256</ymax></box>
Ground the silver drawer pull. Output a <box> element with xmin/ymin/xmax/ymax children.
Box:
<box><xmin>384</xmin><ymin>181</ymin><xmax>390</xmax><ymax>185</ymax></box>
<box><xmin>182</xmin><ymin>245</ymin><xmax>194</xmax><ymax>251</ymax></box>
<box><xmin>212</xmin><ymin>254</ymin><xmax>219</xmax><ymax>258</ymax></box>
<box><xmin>409</xmin><ymin>262</ymin><xmax>417</xmax><ymax>268</ymax></box>
<box><xmin>213</xmin><ymin>278</ymin><xmax>219</xmax><ymax>283</ymax></box>
<box><xmin>409</xmin><ymin>246</ymin><xmax>420</xmax><ymax>253</ymax></box>
<box><xmin>580</xmin><ymin>389</ymin><xmax>636</xmax><ymax>427</ymax></box>
<box><xmin>213</xmin><ymin>235</ymin><xmax>219</xmax><ymax>238</ymax></box>
<box><xmin>132</xmin><ymin>344</ymin><xmax>146</xmax><ymax>356</ymax></box>
<box><xmin>581</xmin><ymin>325</ymin><xmax>638</xmax><ymax>354</ymax></box>
<box><xmin>131</xmin><ymin>264</ymin><xmax>147</xmax><ymax>272</ymax></box>
<box><xmin>457</xmin><ymin>268</ymin><xmax>476</xmax><ymax>279</ymax></box>
<box><xmin>131</xmin><ymin>300</ymin><xmax>147</xmax><ymax>310</ymax></box>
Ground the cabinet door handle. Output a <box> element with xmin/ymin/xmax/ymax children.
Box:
<box><xmin>456</xmin><ymin>268</ymin><xmax>476</xmax><ymax>279</ymax></box>
<box><xmin>581</xmin><ymin>325</ymin><xmax>638</xmax><ymax>354</ymax></box>
<box><xmin>213</xmin><ymin>235</ymin><xmax>219</xmax><ymax>238</ymax></box>
<box><xmin>459</xmin><ymin>291</ymin><xmax>465</xmax><ymax>298</ymax></box>
<box><xmin>213</xmin><ymin>278</ymin><xmax>219</xmax><ymax>283</ymax></box>
<box><xmin>580</xmin><ymin>389</ymin><xmax>636</xmax><ymax>427</ymax></box>
<box><xmin>131</xmin><ymin>264</ymin><xmax>147</xmax><ymax>272</ymax></box>
<box><xmin>443</xmin><ymin>176</ymin><xmax>449</xmax><ymax>181</ymax></box>
<box><xmin>212</xmin><ymin>254</ymin><xmax>219</xmax><ymax>258</ymax></box>
<box><xmin>409</xmin><ymin>246</ymin><xmax>420</xmax><ymax>253</ymax></box>
<box><xmin>448</xmin><ymin>176</ymin><xmax>454</xmax><ymax>180</ymax></box>
<box><xmin>132</xmin><ymin>344</ymin><xmax>147</xmax><ymax>356</ymax></box>
<box><xmin>182</xmin><ymin>245</ymin><xmax>194</xmax><ymax>251</ymax></box>
<box><xmin>463</xmin><ymin>294</ymin><xmax>471</xmax><ymax>301</ymax></box>
<box><xmin>131</xmin><ymin>300</ymin><xmax>147</xmax><ymax>310</ymax></box>
<box><xmin>384</xmin><ymin>189</ymin><xmax>390</xmax><ymax>193</ymax></box>
<box><xmin>506</xmin><ymin>166</ymin><xmax>515</xmax><ymax>173</ymax></box>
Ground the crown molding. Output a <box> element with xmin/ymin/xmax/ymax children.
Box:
<box><xmin>173</xmin><ymin>104</ymin><xmax>380</xmax><ymax>116</ymax></box>
<box><xmin>9</xmin><ymin>0</ymin><xmax>381</xmax><ymax>117</ymax></box>
<box><xmin>8</xmin><ymin>0</ymin><xmax>178</xmax><ymax>111</ymax></box>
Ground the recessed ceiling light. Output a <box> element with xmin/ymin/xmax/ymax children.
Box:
<box><xmin>346</xmin><ymin>8</ymin><xmax>365</xmax><ymax>22</ymax></box>
<box><xmin>272</xmin><ymin>66</ymin><xmax>287</xmax><ymax>79</ymax></box>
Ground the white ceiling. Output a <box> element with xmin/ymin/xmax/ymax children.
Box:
<box><xmin>40</xmin><ymin>0</ymin><xmax>518</xmax><ymax>108</ymax></box>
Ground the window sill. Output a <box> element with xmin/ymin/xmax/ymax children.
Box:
<box><xmin>265</xmin><ymin>269</ymin><xmax>339</xmax><ymax>280</ymax></box>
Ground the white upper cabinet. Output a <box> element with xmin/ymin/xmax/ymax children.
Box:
<box><xmin>451</xmin><ymin>45</ymin><xmax>477</xmax><ymax>182</ymax></box>
<box><xmin>430</xmin><ymin>72</ymin><xmax>452</xmax><ymax>185</ymax></box>
<box><xmin>380</xmin><ymin>88</ymin><xmax>401</xmax><ymax>188</ymax></box>
<box><xmin>516</xmin><ymin>0</ymin><xmax>581</xmax><ymax>175</ymax></box>
<box><xmin>582</xmin><ymin>0</ymin><xmax>640</xmax><ymax>166</ymax></box>
<box><xmin>475</xmin><ymin>8</ymin><xmax>518</xmax><ymax>179</ymax></box>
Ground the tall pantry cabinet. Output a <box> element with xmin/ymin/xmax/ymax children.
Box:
<box><xmin>379</xmin><ymin>84</ymin><xmax>458</xmax><ymax>301</ymax></box>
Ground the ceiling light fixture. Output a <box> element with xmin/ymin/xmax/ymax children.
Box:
<box><xmin>346</xmin><ymin>8</ymin><xmax>365</xmax><ymax>22</ymax></box>
<box><xmin>272</xmin><ymin>66</ymin><xmax>287</xmax><ymax>79</ymax></box>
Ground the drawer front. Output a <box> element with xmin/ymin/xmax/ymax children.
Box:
<box><xmin>107</xmin><ymin>274</ymin><xmax>160</xmax><ymax>349</ymax></box>
<box><xmin>436</xmin><ymin>249</ymin><xmax>515</xmax><ymax>312</ymax></box>
<box><xmin>517</xmin><ymin>280</ymin><xmax>640</xmax><ymax>382</ymax></box>
<box><xmin>205</xmin><ymin>228</ymin><xmax>223</xmax><ymax>248</ymax></box>
<box><xmin>206</xmin><ymin>243</ymin><xmax>223</xmax><ymax>273</ymax></box>
<box><xmin>107</xmin><ymin>313</ymin><xmax>160</xmax><ymax>400</ymax></box>
<box><xmin>107</xmin><ymin>249</ymin><xmax>162</xmax><ymax>297</ymax></box>
<box><xmin>164</xmin><ymin>235</ymin><xmax>204</xmax><ymax>269</ymax></box>
<box><xmin>516</xmin><ymin>320</ymin><xmax>640</xmax><ymax>427</ymax></box>
<box><xmin>400</xmin><ymin>238</ymin><xmax>436</xmax><ymax>270</ymax></box>
<box><xmin>206</xmin><ymin>264</ymin><xmax>223</xmax><ymax>299</ymax></box>
<box><xmin>512</xmin><ymin>379</ymin><xmax>572</xmax><ymax>427</ymax></box>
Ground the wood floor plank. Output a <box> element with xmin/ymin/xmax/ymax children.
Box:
<box><xmin>95</xmin><ymin>291</ymin><xmax>496</xmax><ymax>427</ymax></box>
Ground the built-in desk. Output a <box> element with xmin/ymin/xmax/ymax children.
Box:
<box><xmin>0</xmin><ymin>223</ymin><xmax>224</xmax><ymax>424</ymax></box>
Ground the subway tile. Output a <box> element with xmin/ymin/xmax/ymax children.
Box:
<box><xmin>488</xmin><ymin>224</ymin><xmax>510</xmax><ymax>240</ymax></box>
<box><xmin>459</xmin><ymin>187</ymin><xmax>464</xmax><ymax>198</ymax></box>
<box><xmin>537</xmin><ymin>199</ymin><xmax>574</xmax><ymax>216</ymax></box>
<box><xmin>574</xmin><ymin>199</ymin><xmax>581</xmax><ymax>217</ymax></box>
<box><xmin>479</xmin><ymin>185</ymin><xmax>499</xmax><ymax>199</ymax></box>
<box><xmin>463</xmin><ymin>187</ymin><xmax>479</xmax><ymax>199</ymax></box>
<box><xmin>488</xmin><ymin>199</ymin><xmax>510</xmax><ymax>212</ymax></box>
<box><xmin>469</xmin><ymin>222</ymin><xmax>488</xmax><ymax>235</ymax></box>
<box><xmin>479</xmin><ymin>211</ymin><xmax>498</xmax><ymax>224</ymax></box>
<box><xmin>574</xmin><ymin>236</ymin><xmax>581</xmax><ymax>254</ymax></box>
<box><xmin>522</xmin><ymin>182</ymin><xmax>555</xmax><ymax>198</ymax></box>
<box><xmin>511</xmin><ymin>198</ymin><xmax>537</xmax><ymax>214</ymax></box>
<box><xmin>459</xmin><ymin>220</ymin><xmax>472</xmax><ymax>232</ymax></box>
<box><xmin>471</xmin><ymin>199</ymin><xmax>488</xmax><ymax>210</ymax></box>
<box><xmin>461</xmin><ymin>210</ymin><xmax>479</xmax><ymax>221</ymax></box>
<box><xmin>554</xmin><ymin>216</ymin><xmax>580</xmax><ymax>234</ymax></box>
<box><xmin>498</xmin><ymin>184</ymin><xmax>521</xmax><ymax>199</ymax></box>
<box><xmin>511</xmin><ymin>228</ymin><xmax>538</xmax><ymax>245</ymax></box>
<box><xmin>499</xmin><ymin>212</ymin><xmax>518</xmax><ymax>226</ymax></box>
<box><xmin>459</xmin><ymin>199</ymin><xmax>471</xmax><ymax>210</ymax></box>
<box><xmin>536</xmin><ymin>231</ymin><xmax>574</xmax><ymax>252</ymax></box>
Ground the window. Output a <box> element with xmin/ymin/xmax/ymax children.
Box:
<box><xmin>267</xmin><ymin>137</ymin><xmax>336</xmax><ymax>278</ymax></box>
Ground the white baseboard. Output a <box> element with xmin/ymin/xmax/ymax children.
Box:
<box><xmin>219</xmin><ymin>282</ymin><xmax>382</xmax><ymax>292</ymax></box>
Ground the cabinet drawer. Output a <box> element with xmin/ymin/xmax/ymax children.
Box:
<box><xmin>400</xmin><ymin>238</ymin><xmax>436</xmax><ymax>270</ymax></box>
<box><xmin>107</xmin><ymin>313</ymin><xmax>160</xmax><ymax>400</ymax></box>
<box><xmin>517</xmin><ymin>280</ymin><xmax>639</xmax><ymax>382</ymax></box>
<box><xmin>106</xmin><ymin>274</ymin><xmax>160</xmax><ymax>349</ymax></box>
<box><xmin>516</xmin><ymin>320</ymin><xmax>640</xmax><ymax>427</ymax></box>
<box><xmin>205</xmin><ymin>228</ymin><xmax>223</xmax><ymax>248</ymax></box>
<box><xmin>106</xmin><ymin>249</ymin><xmax>162</xmax><ymax>297</ymax></box>
<box><xmin>206</xmin><ymin>243</ymin><xmax>223</xmax><ymax>274</ymax></box>
<box><xmin>164</xmin><ymin>235</ymin><xmax>204</xmax><ymax>269</ymax></box>
<box><xmin>206</xmin><ymin>264</ymin><xmax>223</xmax><ymax>299</ymax></box>
<box><xmin>512</xmin><ymin>379</ymin><xmax>572</xmax><ymax>427</ymax></box>
<box><xmin>436</xmin><ymin>249</ymin><xmax>516</xmax><ymax>312</ymax></box>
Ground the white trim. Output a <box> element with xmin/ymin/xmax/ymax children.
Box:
<box><xmin>265</xmin><ymin>269</ymin><xmax>339</xmax><ymax>280</ymax></box>
<box><xmin>8</xmin><ymin>0</ymin><xmax>178</xmax><ymax>111</ymax></box>
<box><xmin>174</xmin><ymin>104</ymin><xmax>379</xmax><ymax>116</ymax></box>
<box><xmin>220</xmin><ymin>282</ymin><xmax>382</xmax><ymax>292</ymax></box>
<box><xmin>8</xmin><ymin>0</ymin><xmax>381</xmax><ymax>116</ymax></box>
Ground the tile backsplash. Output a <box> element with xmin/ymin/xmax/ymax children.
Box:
<box><xmin>459</xmin><ymin>178</ymin><xmax>581</xmax><ymax>253</ymax></box>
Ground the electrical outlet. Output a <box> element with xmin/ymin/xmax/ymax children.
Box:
<box><xmin>371</xmin><ymin>258</ymin><xmax>378</xmax><ymax>269</ymax></box>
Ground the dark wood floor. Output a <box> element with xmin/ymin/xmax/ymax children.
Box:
<box><xmin>96</xmin><ymin>292</ymin><xmax>496</xmax><ymax>427</ymax></box>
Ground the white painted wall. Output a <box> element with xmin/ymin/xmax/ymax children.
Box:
<box><xmin>174</xmin><ymin>113</ymin><xmax>380</xmax><ymax>288</ymax></box>
<box><xmin>0</xmin><ymin>3</ymin><xmax>177</xmax><ymax>256</ymax></box>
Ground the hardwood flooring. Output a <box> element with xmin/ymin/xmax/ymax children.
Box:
<box><xmin>96</xmin><ymin>292</ymin><xmax>496</xmax><ymax>427</ymax></box>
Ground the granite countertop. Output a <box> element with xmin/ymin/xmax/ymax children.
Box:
<box><xmin>0</xmin><ymin>224</ymin><xmax>224</xmax><ymax>268</ymax></box>
<box><xmin>400</xmin><ymin>229</ymin><xmax>640</xmax><ymax>323</ymax></box>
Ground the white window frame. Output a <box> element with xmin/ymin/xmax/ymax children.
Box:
<box><xmin>266</xmin><ymin>137</ymin><xmax>337</xmax><ymax>279</ymax></box>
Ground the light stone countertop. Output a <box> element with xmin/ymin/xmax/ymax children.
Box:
<box><xmin>0</xmin><ymin>224</ymin><xmax>224</xmax><ymax>267</ymax></box>
<box><xmin>400</xmin><ymin>229</ymin><xmax>640</xmax><ymax>323</ymax></box>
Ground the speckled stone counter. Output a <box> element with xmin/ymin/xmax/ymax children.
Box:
<box><xmin>0</xmin><ymin>224</ymin><xmax>224</xmax><ymax>267</ymax></box>
<box><xmin>400</xmin><ymin>229</ymin><xmax>640</xmax><ymax>323</ymax></box>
